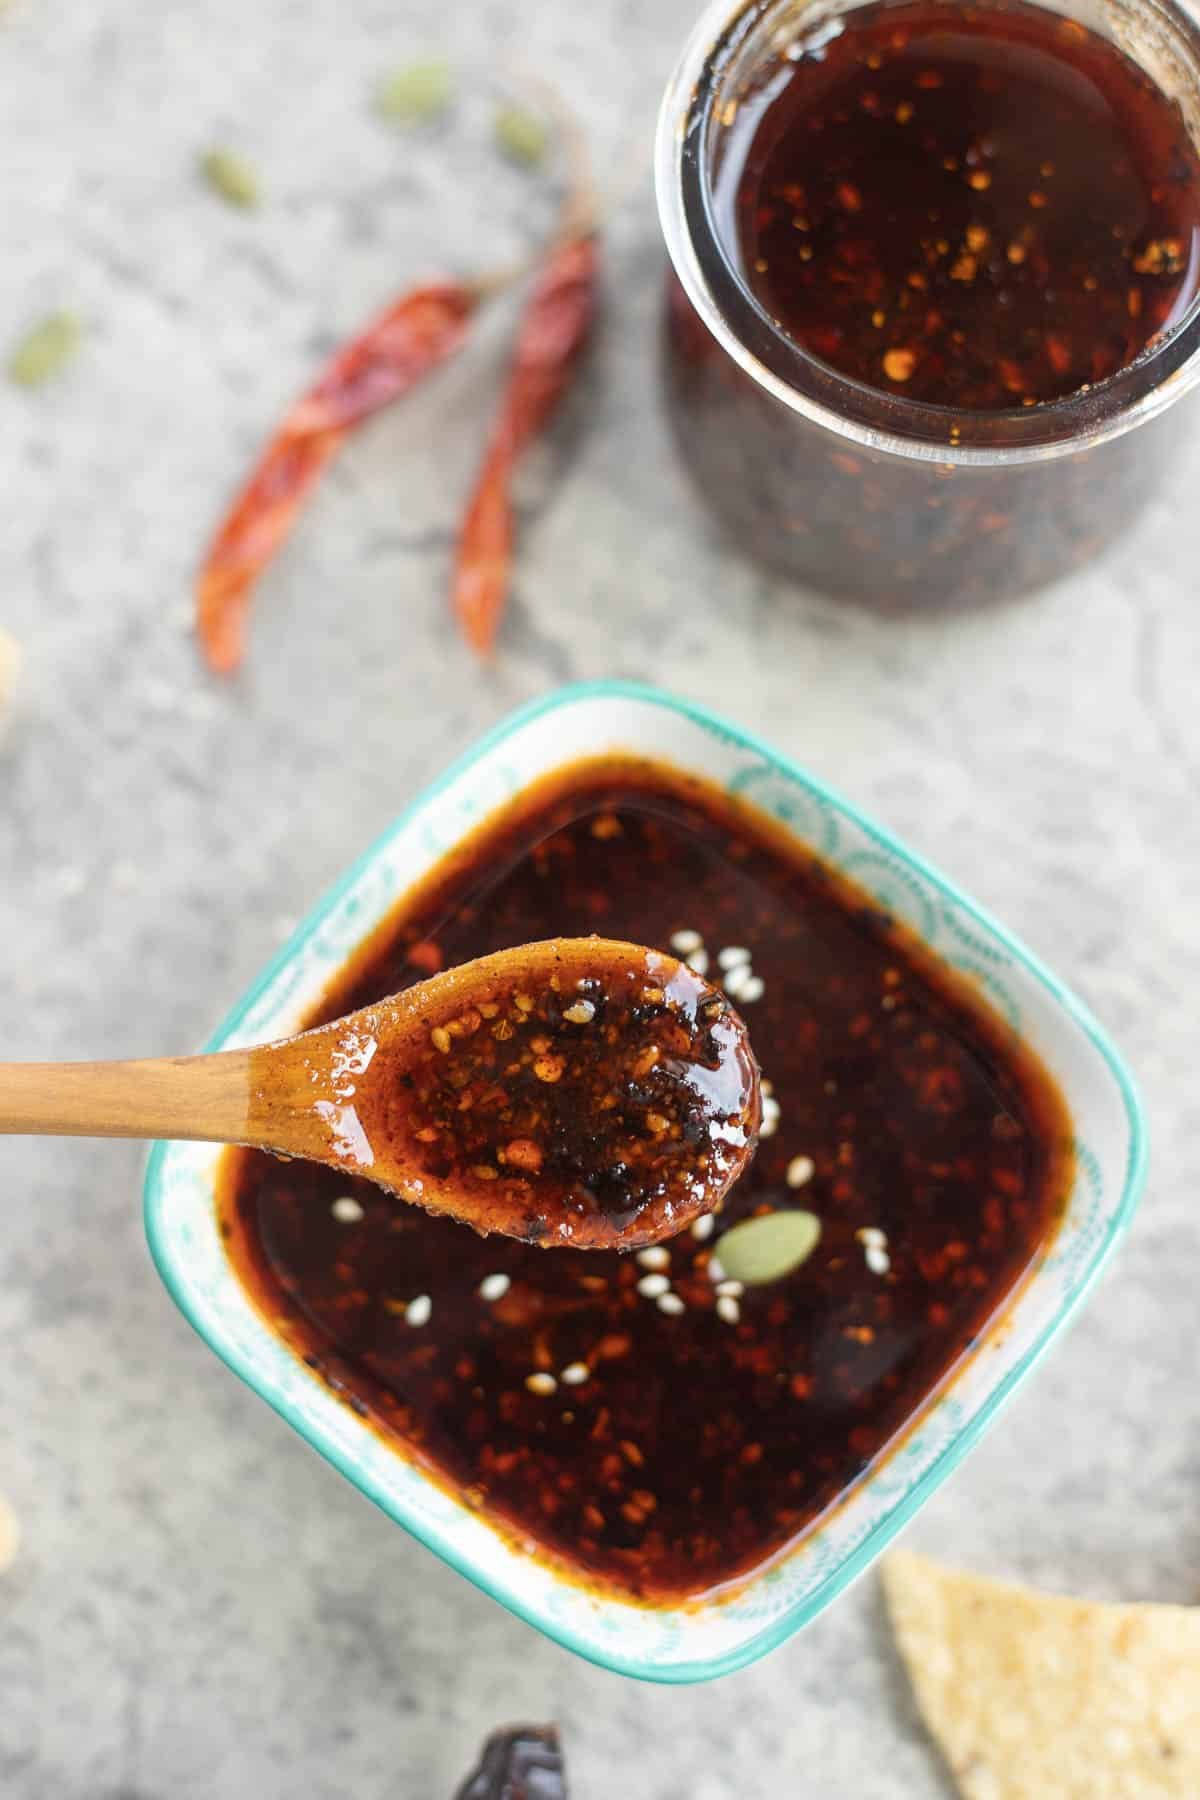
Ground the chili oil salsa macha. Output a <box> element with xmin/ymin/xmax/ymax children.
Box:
<box><xmin>219</xmin><ymin>759</ymin><xmax>1073</xmax><ymax>1603</ymax></box>
<box><xmin>724</xmin><ymin>0</ymin><xmax>1200</xmax><ymax>409</ymax></box>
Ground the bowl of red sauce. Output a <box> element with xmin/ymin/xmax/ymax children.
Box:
<box><xmin>144</xmin><ymin>684</ymin><xmax>1145</xmax><ymax>1681</ymax></box>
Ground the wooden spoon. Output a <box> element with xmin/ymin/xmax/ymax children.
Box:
<box><xmin>0</xmin><ymin>938</ymin><xmax>760</xmax><ymax>1249</ymax></box>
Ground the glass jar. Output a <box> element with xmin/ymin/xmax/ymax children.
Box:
<box><xmin>655</xmin><ymin>0</ymin><xmax>1200</xmax><ymax>608</ymax></box>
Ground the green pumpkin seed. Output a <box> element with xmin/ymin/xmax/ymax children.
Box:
<box><xmin>493</xmin><ymin>102</ymin><xmax>549</xmax><ymax>167</ymax></box>
<box><xmin>376</xmin><ymin>59</ymin><xmax>453</xmax><ymax>125</ymax></box>
<box><xmin>200</xmin><ymin>148</ymin><xmax>261</xmax><ymax>209</ymax></box>
<box><xmin>8</xmin><ymin>312</ymin><xmax>82</xmax><ymax>387</ymax></box>
<box><xmin>714</xmin><ymin>1210</ymin><xmax>821</xmax><ymax>1286</ymax></box>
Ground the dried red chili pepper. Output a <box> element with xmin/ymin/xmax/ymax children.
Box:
<box><xmin>196</xmin><ymin>280</ymin><xmax>478</xmax><ymax>674</ymax></box>
<box><xmin>452</xmin><ymin>231</ymin><xmax>599</xmax><ymax>657</ymax></box>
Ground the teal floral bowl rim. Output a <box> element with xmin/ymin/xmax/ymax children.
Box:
<box><xmin>144</xmin><ymin>680</ymin><xmax>1147</xmax><ymax>1684</ymax></box>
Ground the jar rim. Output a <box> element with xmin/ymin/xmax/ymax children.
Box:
<box><xmin>655</xmin><ymin>0</ymin><xmax>1200</xmax><ymax>466</ymax></box>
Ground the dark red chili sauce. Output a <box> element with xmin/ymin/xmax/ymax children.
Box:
<box><xmin>725</xmin><ymin>0</ymin><xmax>1200</xmax><ymax>408</ymax></box>
<box><xmin>219</xmin><ymin>757</ymin><xmax>1072</xmax><ymax>1602</ymax></box>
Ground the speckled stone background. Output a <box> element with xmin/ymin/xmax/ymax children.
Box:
<box><xmin>3</xmin><ymin>0</ymin><xmax>1200</xmax><ymax>1794</ymax></box>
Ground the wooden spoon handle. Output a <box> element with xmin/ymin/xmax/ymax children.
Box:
<box><xmin>0</xmin><ymin>1052</ymin><xmax>257</xmax><ymax>1145</ymax></box>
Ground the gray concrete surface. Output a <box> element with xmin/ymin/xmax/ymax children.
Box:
<box><xmin>3</xmin><ymin>0</ymin><xmax>1200</xmax><ymax>1794</ymax></box>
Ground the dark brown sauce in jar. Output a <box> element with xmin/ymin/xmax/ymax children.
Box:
<box><xmin>726</xmin><ymin>0</ymin><xmax>1200</xmax><ymax>409</ymax></box>
<box><xmin>660</xmin><ymin>0</ymin><xmax>1200</xmax><ymax>607</ymax></box>
<box><xmin>219</xmin><ymin>758</ymin><xmax>1073</xmax><ymax>1602</ymax></box>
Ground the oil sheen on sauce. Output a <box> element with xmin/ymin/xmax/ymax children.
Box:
<box><xmin>219</xmin><ymin>758</ymin><xmax>1073</xmax><ymax>1602</ymax></box>
<box><xmin>724</xmin><ymin>0</ymin><xmax>1200</xmax><ymax>408</ymax></box>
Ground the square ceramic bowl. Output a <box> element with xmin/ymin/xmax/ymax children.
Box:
<box><xmin>144</xmin><ymin>682</ymin><xmax>1146</xmax><ymax>1683</ymax></box>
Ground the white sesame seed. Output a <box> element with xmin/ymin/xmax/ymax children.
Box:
<box><xmin>685</xmin><ymin>947</ymin><xmax>710</xmax><ymax>975</ymax></box>
<box><xmin>525</xmin><ymin>1371</ymin><xmax>557</xmax><ymax>1395</ymax></box>
<box><xmin>478</xmin><ymin>1272</ymin><xmax>511</xmax><ymax>1303</ymax></box>
<box><xmin>657</xmin><ymin>1292</ymin><xmax>686</xmax><ymax>1316</ymax></box>
<box><xmin>759</xmin><ymin>1105</ymin><xmax>780</xmax><ymax>1140</ymax></box>
<box><xmin>866</xmin><ymin>1245</ymin><xmax>892</xmax><ymax>1276</ymax></box>
<box><xmin>761</xmin><ymin>1079</ymin><xmax>774</xmax><ymax>1096</ymax></box>
<box><xmin>707</xmin><ymin>1256</ymin><xmax>727</xmax><ymax>1284</ymax></box>
<box><xmin>560</xmin><ymin>1362</ymin><xmax>591</xmax><ymax>1386</ymax></box>
<box><xmin>563</xmin><ymin>999</ymin><xmax>596</xmax><ymax>1025</ymax></box>
<box><xmin>716</xmin><ymin>1295</ymin><xmax>741</xmax><ymax>1325</ymax></box>
<box><xmin>670</xmin><ymin>929</ymin><xmax>703</xmax><ymax>955</ymax></box>
<box><xmin>405</xmin><ymin>1294</ymin><xmax>432</xmax><ymax>1328</ymax></box>
<box><xmin>332</xmin><ymin>1196</ymin><xmax>364</xmax><ymax>1223</ymax></box>
<box><xmin>636</xmin><ymin>1273</ymin><xmax>670</xmax><ymax>1299</ymax></box>
<box><xmin>723</xmin><ymin>963</ymin><xmax>753</xmax><ymax>998</ymax></box>
<box><xmin>637</xmin><ymin>1246</ymin><xmax>671</xmax><ymax>1271</ymax></box>
<box><xmin>691</xmin><ymin>1214</ymin><xmax>716</xmax><ymax>1241</ymax></box>
<box><xmin>716</xmin><ymin>1279</ymin><xmax>745</xmax><ymax>1298</ymax></box>
<box><xmin>737</xmin><ymin>974</ymin><xmax>765</xmax><ymax>1003</ymax></box>
<box><xmin>787</xmin><ymin>1155</ymin><xmax>815</xmax><ymax>1189</ymax></box>
<box><xmin>857</xmin><ymin>1227</ymin><xmax>887</xmax><ymax>1248</ymax></box>
<box><xmin>718</xmin><ymin>946</ymin><xmax>752</xmax><ymax>969</ymax></box>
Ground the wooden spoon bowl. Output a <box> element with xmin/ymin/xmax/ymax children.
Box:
<box><xmin>0</xmin><ymin>938</ymin><xmax>761</xmax><ymax>1250</ymax></box>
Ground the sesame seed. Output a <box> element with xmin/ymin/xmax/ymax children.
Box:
<box><xmin>685</xmin><ymin>947</ymin><xmax>710</xmax><ymax>975</ymax></box>
<box><xmin>723</xmin><ymin>963</ymin><xmax>753</xmax><ymax>998</ymax></box>
<box><xmin>525</xmin><ymin>1371</ymin><xmax>557</xmax><ymax>1396</ymax></box>
<box><xmin>760</xmin><ymin>1105</ymin><xmax>780</xmax><ymax>1140</ymax></box>
<box><xmin>866</xmin><ymin>1245</ymin><xmax>891</xmax><ymax>1275</ymax></box>
<box><xmin>761</xmin><ymin>1079</ymin><xmax>774</xmax><ymax>1096</ymax></box>
<box><xmin>787</xmin><ymin>1155</ymin><xmax>815</xmax><ymax>1189</ymax></box>
<box><xmin>637</xmin><ymin>1246</ymin><xmax>671</xmax><ymax>1271</ymax></box>
<box><xmin>718</xmin><ymin>946</ymin><xmax>752</xmax><ymax>969</ymax></box>
<box><xmin>331</xmin><ymin>1196</ymin><xmax>364</xmax><ymax>1223</ymax></box>
<box><xmin>691</xmin><ymin>1214</ymin><xmax>715</xmax><ymax>1241</ymax></box>
<box><xmin>716</xmin><ymin>1295</ymin><xmax>741</xmax><ymax>1325</ymax></box>
<box><xmin>707</xmin><ymin>1256</ymin><xmax>727</xmax><ymax>1284</ymax></box>
<box><xmin>857</xmin><ymin>1226</ymin><xmax>887</xmax><ymax>1248</ymax></box>
<box><xmin>478</xmin><ymin>1272</ymin><xmax>511</xmax><ymax>1303</ymax></box>
<box><xmin>563</xmin><ymin>999</ymin><xmax>596</xmax><ymax>1025</ymax></box>
<box><xmin>716</xmin><ymin>1279</ymin><xmax>745</xmax><ymax>1298</ymax></box>
<box><xmin>657</xmin><ymin>1292</ymin><xmax>685</xmax><ymax>1316</ymax></box>
<box><xmin>670</xmin><ymin>929</ymin><xmax>703</xmax><ymax>954</ymax></box>
<box><xmin>560</xmin><ymin>1362</ymin><xmax>590</xmax><ymax>1386</ymax></box>
<box><xmin>637</xmin><ymin>1273</ymin><xmax>670</xmax><ymax>1299</ymax></box>
<box><xmin>405</xmin><ymin>1294</ymin><xmax>432</xmax><ymax>1328</ymax></box>
<box><xmin>738</xmin><ymin>975</ymin><xmax>765</xmax><ymax>1003</ymax></box>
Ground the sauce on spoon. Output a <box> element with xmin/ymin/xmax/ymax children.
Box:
<box><xmin>253</xmin><ymin>937</ymin><xmax>760</xmax><ymax>1248</ymax></box>
<box><xmin>0</xmin><ymin>937</ymin><xmax>759</xmax><ymax>1253</ymax></box>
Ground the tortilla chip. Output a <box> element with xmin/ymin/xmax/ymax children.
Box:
<box><xmin>883</xmin><ymin>1550</ymin><xmax>1200</xmax><ymax>1799</ymax></box>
